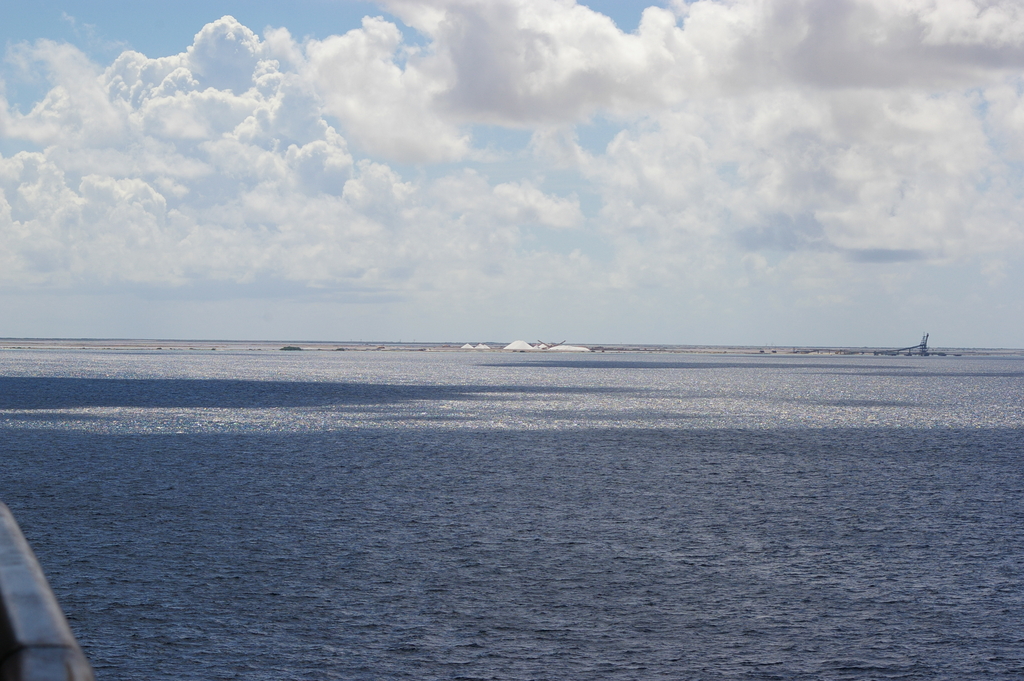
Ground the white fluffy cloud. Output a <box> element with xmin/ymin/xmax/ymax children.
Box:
<box><xmin>2</xmin><ymin>1</ymin><xmax>1024</xmax><ymax>343</ymax></box>
<box><xmin>0</xmin><ymin>15</ymin><xmax>584</xmax><ymax>294</ymax></box>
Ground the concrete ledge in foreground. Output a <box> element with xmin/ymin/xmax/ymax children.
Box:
<box><xmin>0</xmin><ymin>503</ymin><xmax>93</xmax><ymax>681</ymax></box>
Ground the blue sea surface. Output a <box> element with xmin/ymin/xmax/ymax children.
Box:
<box><xmin>1</xmin><ymin>349</ymin><xmax>1022</xmax><ymax>679</ymax></box>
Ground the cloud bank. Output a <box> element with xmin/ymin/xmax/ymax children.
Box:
<box><xmin>1</xmin><ymin>1</ymin><xmax>1023</xmax><ymax>344</ymax></box>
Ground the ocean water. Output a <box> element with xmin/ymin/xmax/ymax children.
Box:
<box><xmin>0</xmin><ymin>349</ymin><xmax>1022</xmax><ymax>680</ymax></box>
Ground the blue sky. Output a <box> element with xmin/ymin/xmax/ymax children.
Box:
<box><xmin>1</xmin><ymin>1</ymin><xmax>655</xmax><ymax>55</ymax></box>
<box><xmin>1</xmin><ymin>0</ymin><xmax>1023</xmax><ymax>346</ymax></box>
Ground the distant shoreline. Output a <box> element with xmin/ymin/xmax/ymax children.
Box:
<box><xmin>1</xmin><ymin>338</ymin><xmax>1022</xmax><ymax>356</ymax></box>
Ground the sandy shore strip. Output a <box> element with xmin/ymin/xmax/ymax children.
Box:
<box><xmin>1</xmin><ymin>338</ymin><xmax>1021</xmax><ymax>356</ymax></box>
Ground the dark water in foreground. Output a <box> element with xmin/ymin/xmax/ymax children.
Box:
<box><xmin>1</xmin><ymin>350</ymin><xmax>1022</xmax><ymax>679</ymax></box>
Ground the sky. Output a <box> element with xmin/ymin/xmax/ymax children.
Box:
<box><xmin>1</xmin><ymin>0</ymin><xmax>1023</xmax><ymax>347</ymax></box>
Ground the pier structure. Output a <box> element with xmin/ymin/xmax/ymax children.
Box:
<box><xmin>875</xmin><ymin>333</ymin><xmax>932</xmax><ymax>356</ymax></box>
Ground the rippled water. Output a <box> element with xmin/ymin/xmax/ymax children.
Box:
<box><xmin>1</xmin><ymin>349</ymin><xmax>1022</xmax><ymax>679</ymax></box>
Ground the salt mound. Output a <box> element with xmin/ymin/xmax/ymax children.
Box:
<box><xmin>549</xmin><ymin>344</ymin><xmax>591</xmax><ymax>352</ymax></box>
<box><xmin>461</xmin><ymin>343</ymin><xmax>475</xmax><ymax>349</ymax></box>
<box><xmin>475</xmin><ymin>344</ymin><xmax>491</xmax><ymax>350</ymax></box>
<box><xmin>504</xmin><ymin>340</ymin><xmax>534</xmax><ymax>350</ymax></box>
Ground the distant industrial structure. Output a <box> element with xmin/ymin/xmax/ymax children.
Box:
<box><xmin>875</xmin><ymin>333</ymin><xmax>940</xmax><ymax>356</ymax></box>
<box><xmin>492</xmin><ymin>340</ymin><xmax>591</xmax><ymax>352</ymax></box>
